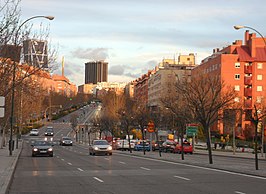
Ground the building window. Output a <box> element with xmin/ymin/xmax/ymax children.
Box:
<box><xmin>257</xmin><ymin>75</ymin><xmax>263</xmax><ymax>80</ymax></box>
<box><xmin>257</xmin><ymin>86</ymin><xmax>263</xmax><ymax>91</ymax></box>
<box><xmin>257</xmin><ymin>63</ymin><xmax>263</xmax><ymax>69</ymax></box>
<box><xmin>235</xmin><ymin>63</ymin><xmax>240</xmax><ymax>68</ymax></box>
<box><xmin>234</xmin><ymin>85</ymin><xmax>240</xmax><ymax>91</ymax></box>
<box><xmin>235</xmin><ymin>74</ymin><xmax>240</xmax><ymax>80</ymax></box>
<box><xmin>256</xmin><ymin>96</ymin><xmax>263</xmax><ymax>103</ymax></box>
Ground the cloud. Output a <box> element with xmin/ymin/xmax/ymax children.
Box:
<box><xmin>109</xmin><ymin>65</ymin><xmax>125</xmax><ymax>75</ymax></box>
<box><xmin>71</xmin><ymin>48</ymin><xmax>109</xmax><ymax>61</ymax></box>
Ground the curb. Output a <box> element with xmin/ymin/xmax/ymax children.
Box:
<box><xmin>0</xmin><ymin>141</ymin><xmax>23</xmax><ymax>194</ymax></box>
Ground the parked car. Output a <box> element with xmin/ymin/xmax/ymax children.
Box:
<box><xmin>31</xmin><ymin>140</ymin><xmax>54</xmax><ymax>157</ymax></box>
<box><xmin>89</xmin><ymin>140</ymin><xmax>112</xmax><ymax>156</ymax></box>
<box><xmin>134</xmin><ymin>142</ymin><xmax>150</xmax><ymax>151</ymax></box>
<box><xmin>174</xmin><ymin>142</ymin><xmax>193</xmax><ymax>154</ymax></box>
<box><xmin>29</xmin><ymin>129</ymin><xmax>39</xmax><ymax>136</ymax></box>
<box><xmin>162</xmin><ymin>140</ymin><xmax>177</xmax><ymax>152</ymax></box>
<box><xmin>45</xmin><ymin>126</ymin><xmax>54</xmax><ymax>136</ymax></box>
<box><xmin>113</xmin><ymin>139</ymin><xmax>131</xmax><ymax>150</ymax></box>
<box><xmin>59</xmin><ymin>136</ymin><xmax>73</xmax><ymax>146</ymax></box>
<box><xmin>152</xmin><ymin>140</ymin><xmax>160</xmax><ymax>151</ymax></box>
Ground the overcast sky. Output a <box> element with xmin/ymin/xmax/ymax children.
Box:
<box><xmin>21</xmin><ymin>0</ymin><xmax>266</xmax><ymax>86</ymax></box>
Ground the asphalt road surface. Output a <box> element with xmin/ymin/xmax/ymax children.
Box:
<box><xmin>8</xmin><ymin>139</ymin><xmax>266</xmax><ymax>194</ymax></box>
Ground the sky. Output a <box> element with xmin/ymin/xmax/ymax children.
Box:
<box><xmin>20</xmin><ymin>0</ymin><xmax>266</xmax><ymax>86</ymax></box>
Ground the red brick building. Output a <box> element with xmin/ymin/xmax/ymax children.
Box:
<box><xmin>193</xmin><ymin>30</ymin><xmax>266</xmax><ymax>138</ymax></box>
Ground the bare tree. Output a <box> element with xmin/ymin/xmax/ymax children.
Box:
<box><xmin>175</xmin><ymin>74</ymin><xmax>237</xmax><ymax>164</ymax></box>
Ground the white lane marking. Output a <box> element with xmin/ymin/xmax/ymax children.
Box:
<box><xmin>68</xmin><ymin>162</ymin><xmax>72</xmax><ymax>165</ymax></box>
<box><xmin>123</xmin><ymin>154</ymin><xmax>266</xmax><ymax>180</ymax></box>
<box><xmin>61</xmin><ymin>158</ymin><xmax>65</xmax><ymax>161</ymax></box>
<box><xmin>235</xmin><ymin>191</ymin><xmax>246</xmax><ymax>194</ymax></box>
<box><xmin>140</xmin><ymin>167</ymin><xmax>151</xmax><ymax>171</ymax></box>
<box><xmin>119</xmin><ymin>161</ymin><xmax>126</xmax><ymax>164</ymax></box>
<box><xmin>174</xmin><ymin>175</ymin><xmax>190</xmax><ymax>181</ymax></box>
<box><xmin>104</xmin><ymin>158</ymin><xmax>110</xmax><ymax>160</ymax></box>
<box><xmin>93</xmin><ymin>177</ymin><xmax>104</xmax><ymax>183</ymax></box>
<box><xmin>77</xmin><ymin>168</ymin><xmax>84</xmax><ymax>172</ymax></box>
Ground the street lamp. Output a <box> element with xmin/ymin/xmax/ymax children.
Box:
<box><xmin>234</xmin><ymin>25</ymin><xmax>266</xmax><ymax>169</ymax></box>
<box><xmin>9</xmin><ymin>15</ymin><xmax>54</xmax><ymax>156</ymax></box>
<box><xmin>233</xmin><ymin>25</ymin><xmax>266</xmax><ymax>45</ymax></box>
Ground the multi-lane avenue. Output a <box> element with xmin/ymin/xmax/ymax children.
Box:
<box><xmin>8</xmin><ymin>130</ymin><xmax>266</xmax><ymax>193</ymax></box>
<box><xmin>6</xmin><ymin>106</ymin><xmax>266</xmax><ymax>194</ymax></box>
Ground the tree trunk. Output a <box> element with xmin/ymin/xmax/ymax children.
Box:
<box><xmin>206</xmin><ymin>126</ymin><xmax>213</xmax><ymax>164</ymax></box>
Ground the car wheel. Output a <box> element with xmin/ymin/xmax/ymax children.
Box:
<box><xmin>32</xmin><ymin>154</ymin><xmax>35</xmax><ymax>157</ymax></box>
<box><xmin>50</xmin><ymin>154</ymin><xmax>53</xmax><ymax>157</ymax></box>
<box><xmin>109</xmin><ymin>153</ymin><xmax>112</xmax><ymax>155</ymax></box>
<box><xmin>190</xmin><ymin>152</ymin><xmax>193</xmax><ymax>155</ymax></box>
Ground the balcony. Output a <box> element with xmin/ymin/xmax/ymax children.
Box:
<box><xmin>244</xmin><ymin>76</ymin><xmax>252</xmax><ymax>85</ymax></box>
<box><xmin>244</xmin><ymin>88</ymin><xmax>252</xmax><ymax>97</ymax></box>
<box><xmin>244</xmin><ymin>99</ymin><xmax>252</xmax><ymax>109</ymax></box>
<box><xmin>244</xmin><ymin>66</ymin><xmax>252</xmax><ymax>74</ymax></box>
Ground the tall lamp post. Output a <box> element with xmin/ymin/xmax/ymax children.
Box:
<box><xmin>234</xmin><ymin>25</ymin><xmax>266</xmax><ymax>169</ymax></box>
<box><xmin>9</xmin><ymin>16</ymin><xmax>54</xmax><ymax>156</ymax></box>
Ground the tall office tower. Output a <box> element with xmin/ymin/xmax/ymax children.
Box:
<box><xmin>85</xmin><ymin>60</ymin><xmax>108</xmax><ymax>84</ymax></box>
<box><xmin>22</xmin><ymin>39</ymin><xmax>48</xmax><ymax>68</ymax></box>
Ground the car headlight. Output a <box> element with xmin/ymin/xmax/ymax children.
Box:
<box><xmin>33</xmin><ymin>148</ymin><xmax>38</xmax><ymax>152</ymax></box>
<box><xmin>63</xmin><ymin>141</ymin><xmax>65</xmax><ymax>143</ymax></box>
<box><xmin>51</xmin><ymin>133</ymin><xmax>54</xmax><ymax>135</ymax></box>
<box><xmin>48</xmin><ymin>148</ymin><xmax>53</xmax><ymax>152</ymax></box>
<box><xmin>44</xmin><ymin>137</ymin><xmax>47</xmax><ymax>141</ymax></box>
<box><xmin>107</xmin><ymin>146</ymin><xmax>112</xmax><ymax>150</ymax></box>
<box><xmin>94</xmin><ymin>147</ymin><xmax>99</xmax><ymax>150</ymax></box>
<box><xmin>70</xmin><ymin>141</ymin><xmax>73</xmax><ymax>144</ymax></box>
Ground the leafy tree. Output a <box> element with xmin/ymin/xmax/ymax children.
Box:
<box><xmin>175</xmin><ymin>74</ymin><xmax>237</xmax><ymax>164</ymax></box>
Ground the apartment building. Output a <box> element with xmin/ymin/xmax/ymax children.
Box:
<box><xmin>193</xmin><ymin>30</ymin><xmax>266</xmax><ymax>137</ymax></box>
<box><xmin>148</xmin><ymin>58</ymin><xmax>195</xmax><ymax>110</ymax></box>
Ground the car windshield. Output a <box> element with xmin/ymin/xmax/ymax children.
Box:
<box><xmin>93</xmin><ymin>141</ymin><xmax>109</xmax><ymax>145</ymax></box>
<box><xmin>63</xmin><ymin>137</ymin><xmax>71</xmax><ymax>140</ymax></box>
<box><xmin>32</xmin><ymin>129</ymin><xmax>38</xmax><ymax>131</ymax></box>
<box><xmin>46</xmin><ymin>129</ymin><xmax>53</xmax><ymax>132</ymax></box>
<box><xmin>33</xmin><ymin>141</ymin><xmax>51</xmax><ymax>146</ymax></box>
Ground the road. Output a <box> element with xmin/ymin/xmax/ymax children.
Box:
<box><xmin>8</xmin><ymin>136</ymin><xmax>266</xmax><ymax>193</ymax></box>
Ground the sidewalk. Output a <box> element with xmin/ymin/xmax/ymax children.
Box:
<box><xmin>0</xmin><ymin>139</ymin><xmax>22</xmax><ymax>194</ymax></box>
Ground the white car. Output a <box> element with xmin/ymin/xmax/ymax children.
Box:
<box><xmin>30</xmin><ymin>129</ymin><xmax>39</xmax><ymax>136</ymax></box>
<box><xmin>114</xmin><ymin>139</ymin><xmax>134</xmax><ymax>150</ymax></box>
<box><xmin>89</xmin><ymin>140</ymin><xmax>112</xmax><ymax>155</ymax></box>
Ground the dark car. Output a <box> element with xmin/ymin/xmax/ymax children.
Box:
<box><xmin>31</xmin><ymin>140</ymin><xmax>54</xmax><ymax>157</ymax></box>
<box><xmin>89</xmin><ymin>140</ymin><xmax>112</xmax><ymax>156</ymax></box>
<box><xmin>59</xmin><ymin>136</ymin><xmax>73</xmax><ymax>146</ymax></box>
<box><xmin>162</xmin><ymin>140</ymin><xmax>177</xmax><ymax>153</ymax></box>
<box><xmin>45</xmin><ymin>127</ymin><xmax>54</xmax><ymax>136</ymax></box>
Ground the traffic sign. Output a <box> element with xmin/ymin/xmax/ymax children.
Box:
<box><xmin>186</xmin><ymin>124</ymin><xmax>198</xmax><ymax>137</ymax></box>
<box><xmin>0</xmin><ymin>96</ymin><xmax>4</xmax><ymax>106</ymax></box>
<box><xmin>0</xmin><ymin>108</ymin><xmax>4</xmax><ymax>118</ymax></box>
<box><xmin>147</xmin><ymin>121</ymin><xmax>155</xmax><ymax>133</ymax></box>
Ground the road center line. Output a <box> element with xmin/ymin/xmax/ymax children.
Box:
<box><xmin>68</xmin><ymin>162</ymin><xmax>72</xmax><ymax>165</ymax></box>
<box><xmin>140</xmin><ymin>167</ymin><xmax>151</xmax><ymax>171</ymax></box>
<box><xmin>61</xmin><ymin>158</ymin><xmax>64</xmax><ymax>161</ymax></box>
<box><xmin>93</xmin><ymin>177</ymin><xmax>104</xmax><ymax>183</ymax></box>
<box><xmin>77</xmin><ymin>168</ymin><xmax>84</xmax><ymax>172</ymax></box>
<box><xmin>119</xmin><ymin>161</ymin><xmax>126</xmax><ymax>164</ymax></box>
<box><xmin>235</xmin><ymin>191</ymin><xmax>246</xmax><ymax>194</ymax></box>
<box><xmin>174</xmin><ymin>175</ymin><xmax>190</xmax><ymax>181</ymax></box>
